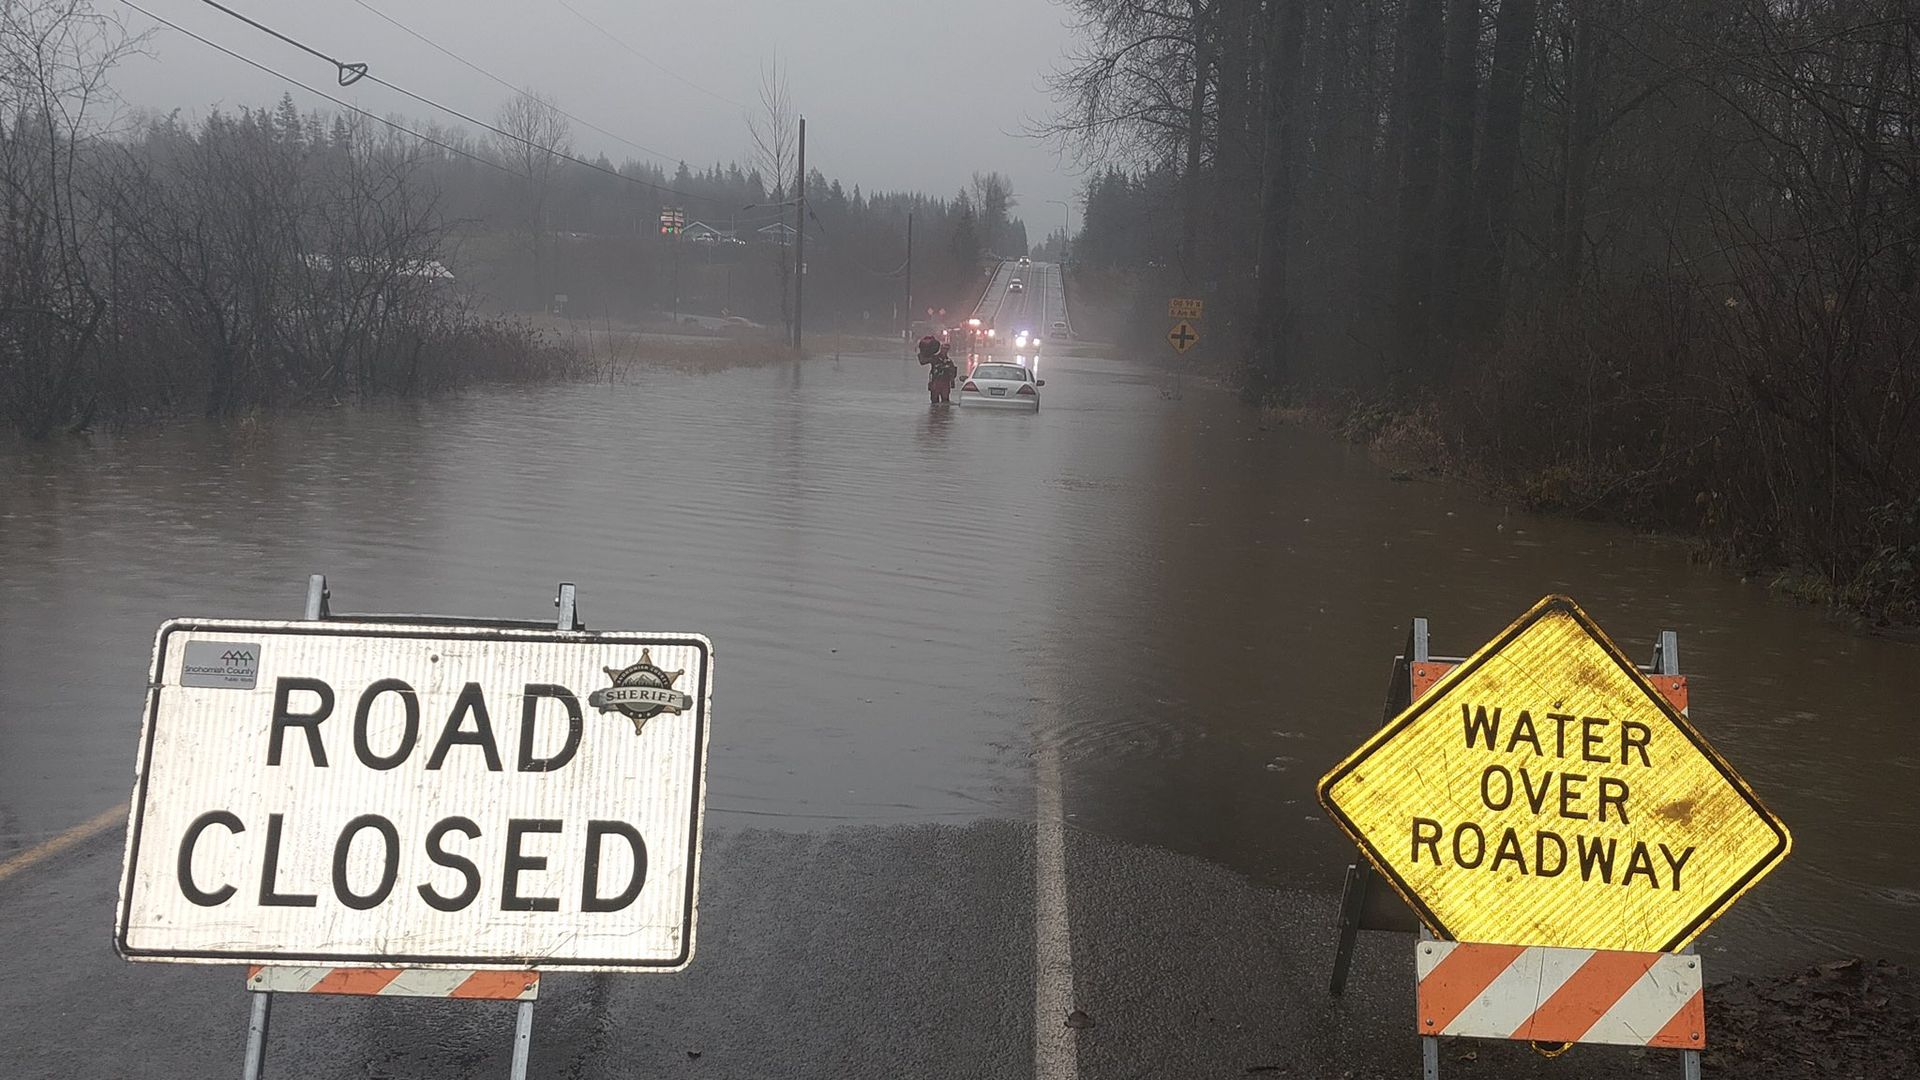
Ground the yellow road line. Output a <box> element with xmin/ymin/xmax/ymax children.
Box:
<box><xmin>0</xmin><ymin>806</ymin><xmax>123</xmax><ymax>885</ymax></box>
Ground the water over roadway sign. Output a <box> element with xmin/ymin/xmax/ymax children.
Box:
<box><xmin>116</xmin><ymin>620</ymin><xmax>712</xmax><ymax>971</ymax></box>
<box><xmin>1318</xmin><ymin>596</ymin><xmax>1789</xmax><ymax>953</ymax></box>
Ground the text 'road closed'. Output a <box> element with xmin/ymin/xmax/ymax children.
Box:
<box><xmin>118</xmin><ymin>622</ymin><xmax>712</xmax><ymax>971</ymax></box>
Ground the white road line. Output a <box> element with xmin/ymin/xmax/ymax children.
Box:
<box><xmin>1034</xmin><ymin>741</ymin><xmax>1079</xmax><ymax>1080</ymax></box>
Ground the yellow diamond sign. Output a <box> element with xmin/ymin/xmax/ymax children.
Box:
<box><xmin>1318</xmin><ymin>596</ymin><xmax>1790</xmax><ymax>952</ymax></box>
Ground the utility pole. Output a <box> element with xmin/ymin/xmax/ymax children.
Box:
<box><xmin>904</xmin><ymin>211</ymin><xmax>914</xmax><ymax>347</ymax></box>
<box><xmin>793</xmin><ymin>115</ymin><xmax>806</xmax><ymax>349</ymax></box>
<box><xmin>1047</xmin><ymin>198</ymin><xmax>1072</xmax><ymax>263</ymax></box>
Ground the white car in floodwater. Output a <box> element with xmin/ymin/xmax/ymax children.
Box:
<box><xmin>960</xmin><ymin>362</ymin><xmax>1043</xmax><ymax>411</ymax></box>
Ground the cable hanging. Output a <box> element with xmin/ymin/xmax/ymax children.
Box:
<box><xmin>120</xmin><ymin>0</ymin><xmax>518</xmax><ymax>177</ymax></box>
<box><xmin>183</xmin><ymin>0</ymin><xmax>730</xmax><ymax>206</ymax></box>
<box><xmin>347</xmin><ymin>0</ymin><xmax>682</xmax><ymax>167</ymax></box>
<box><xmin>194</xmin><ymin>0</ymin><xmax>366</xmax><ymax>84</ymax></box>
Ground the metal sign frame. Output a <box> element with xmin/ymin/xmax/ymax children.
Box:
<box><xmin>1321</xmin><ymin>598</ymin><xmax>1786</xmax><ymax>955</ymax></box>
<box><xmin>236</xmin><ymin>574</ymin><xmax>593</xmax><ymax>1080</ymax></box>
<box><xmin>1320</xmin><ymin>599</ymin><xmax>1781</xmax><ymax>953</ymax></box>
<box><xmin>1327</xmin><ymin>617</ymin><xmax>1703</xmax><ymax>1080</ymax></box>
<box><xmin>120</xmin><ymin>592</ymin><xmax>710</xmax><ymax>971</ymax></box>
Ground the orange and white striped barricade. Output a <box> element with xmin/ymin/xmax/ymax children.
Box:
<box><xmin>1415</xmin><ymin>941</ymin><xmax>1704</xmax><ymax>1052</ymax></box>
<box><xmin>236</xmin><ymin>576</ymin><xmax>581</xmax><ymax>1080</ymax></box>
<box><xmin>244</xmin><ymin>966</ymin><xmax>541</xmax><ymax>1080</ymax></box>
<box><xmin>247</xmin><ymin>965</ymin><xmax>541</xmax><ymax>1000</ymax></box>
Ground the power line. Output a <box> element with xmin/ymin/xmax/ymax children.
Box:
<box><xmin>122</xmin><ymin>5</ymin><xmax>869</xmax><ymax>269</ymax></box>
<box><xmin>192</xmin><ymin>0</ymin><xmax>366</xmax><ymax>84</ymax></box>
<box><xmin>346</xmin><ymin>0</ymin><xmax>682</xmax><ymax>167</ymax></box>
<box><xmin>549</xmin><ymin>0</ymin><xmax>750</xmax><ymax>111</ymax></box>
<box><xmin>179</xmin><ymin>0</ymin><xmax>727</xmax><ymax>206</ymax></box>
<box><xmin>119</xmin><ymin>0</ymin><xmax>517</xmax><ymax>178</ymax></box>
<box><xmin>360</xmin><ymin>72</ymin><xmax>724</xmax><ymax>204</ymax></box>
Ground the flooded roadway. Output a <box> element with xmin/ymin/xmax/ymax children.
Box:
<box><xmin>1</xmin><ymin>342</ymin><xmax>1915</xmax><ymax>1077</ymax></box>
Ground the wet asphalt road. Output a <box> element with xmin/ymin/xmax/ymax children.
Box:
<box><xmin>3</xmin><ymin>320</ymin><xmax>1917</xmax><ymax>1078</ymax></box>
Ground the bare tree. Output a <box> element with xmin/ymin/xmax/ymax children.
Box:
<box><xmin>493</xmin><ymin>88</ymin><xmax>570</xmax><ymax>300</ymax></box>
<box><xmin>970</xmin><ymin>171</ymin><xmax>1015</xmax><ymax>255</ymax></box>
<box><xmin>0</xmin><ymin>0</ymin><xmax>139</xmax><ymax>436</ymax></box>
<box><xmin>747</xmin><ymin>56</ymin><xmax>795</xmax><ymax>334</ymax></box>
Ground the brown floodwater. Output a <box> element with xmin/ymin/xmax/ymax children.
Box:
<box><xmin>1</xmin><ymin>347</ymin><xmax>1913</xmax><ymax>977</ymax></box>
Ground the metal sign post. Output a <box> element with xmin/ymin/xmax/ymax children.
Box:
<box><xmin>109</xmin><ymin>574</ymin><xmax>715</xmax><ymax>1078</ymax></box>
<box><xmin>1321</xmin><ymin>597</ymin><xmax>1789</xmax><ymax>955</ymax></box>
<box><xmin>239</xmin><ymin>575</ymin><xmax>584</xmax><ymax>1080</ymax></box>
<box><xmin>1324</xmin><ymin>603</ymin><xmax>1775</xmax><ymax>1077</ymax></box>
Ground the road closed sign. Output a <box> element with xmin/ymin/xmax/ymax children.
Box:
<box><xmin>116</xmin><ymin>620</ymin><xmax>712</xmax><ymax>971</ymax></box>
<box><xmin>1319</xmin><ymin>596</ymin><xmax>1789</xmax><ymax>953</ymax></box>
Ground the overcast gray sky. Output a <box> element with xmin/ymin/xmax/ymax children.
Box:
<box><xmin>109</xmin><ymin>0</ymin><xmax>1085</xmax><ymax>237</ymax></box>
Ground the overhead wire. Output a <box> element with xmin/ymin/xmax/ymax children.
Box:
<box><xmin>358</xmin><ymin>73</ymin><xmax>725</xmax><ymax>203</ymax></box>
<box><xmin>345</xmin><ymin>0</ymin><xmax>682</xmax><ymax>167</ymax></box>
<box><xmin>118</xmin><ymin>0</ymin><xmax>519</xmax><ymax>178</ymax></box>
<box><xmin>147</xmin><ymin>2</ymin><xmax>902</xmax><ymax>272</ymax></box>
<box><xmin>192</xmin><ymin>0</ymin><xmax>367</xmax><ymax>83</ymax></box>
<box><xmin>181</xmin><ymin>0</ymin><xmax>730</xmax><ymax>205</ymax></box>
<box><xmin>548</xmin><ymin>0</ymin><xmax>750</xmax><ymax>111</ymax></box>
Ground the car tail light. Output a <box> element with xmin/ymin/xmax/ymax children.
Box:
<box><xmin>962</xmin><ymin>381</ymin><xmax>979</xmax><ymax>393</ymax></box>
<box><xmin>1017</xmin><ymin>384</ymin><xmax>1035</xmax><ymax>396</ymax></box>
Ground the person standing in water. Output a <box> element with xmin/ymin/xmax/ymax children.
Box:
<box><xmin>919</xmin><ymin>336</ymin><xmax>957</xmax><ymax>404</ymax></box>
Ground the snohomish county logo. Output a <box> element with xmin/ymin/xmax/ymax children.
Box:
<box><xmin>588</xmin><ymin>649</ymin><xmax>694</xmax><ymax>735</ymax></box>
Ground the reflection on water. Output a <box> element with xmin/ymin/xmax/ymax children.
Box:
<box><xmin>1</xmin><ymin>348</ymin><xmax>1913</xmax><ymax>974</ymax></box>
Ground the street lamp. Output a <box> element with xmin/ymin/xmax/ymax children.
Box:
<box><xmin>1046</xmin><ymin>198</ymin><xmax>1072</xmax><ymax>263</ymax></box>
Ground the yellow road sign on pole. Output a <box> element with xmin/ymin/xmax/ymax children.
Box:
<box><xmin>1168</xmin><ymin>321</ymin><xmax>1200</xmax><ymax>353</ymax></box>
<box><xmin>1318</xmin><ymin>595</ymin><xmax>1789</xmax><ymax>953</ymax></box>
<box><xmin>1169</xmin><ymin>297</ymin><xmax>1204</xmax><ymax>319</ymax></box>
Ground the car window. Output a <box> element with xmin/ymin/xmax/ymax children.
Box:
<box><xmin>974</xmin><ymin>365</ymin><xmax>1028</xmax><ymax>381</ymax></box>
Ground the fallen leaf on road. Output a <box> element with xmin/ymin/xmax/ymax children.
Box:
<box><xmin>1066</xmin><ymin>1009</ymin><xmax>1095</xmax><ymax>1029</ymax></box>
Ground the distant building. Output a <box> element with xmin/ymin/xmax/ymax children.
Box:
<box><xmin>757</xmin><ymin>222</ymin><xmax>797</xmax><ymax>247</ymax></box>
<box><xmin>300</xmin><ymin>253</ymin><xmax>454</xmax><ymax>281</ymax></box>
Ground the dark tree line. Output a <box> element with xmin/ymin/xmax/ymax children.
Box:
<box><xmin>434</xmin><ymin>149</ymin><xmax>1018</xmax><ymax>331</ymax></box>
<box><xmin>1050</xmin><ymin>0</ymin><xmax>1920</xmax><ymax>620</ymax></box>
<box><xmin>2</xmin><ymin>0</ymin><xmax>1021</xmax><ymax>438</ymax></box>
<box><xmin>2</xmin><ymin>94</ymin><xmax>578</xmax><ymax>438</ymax></box>
<box><xmin>1</xmin><ymin>0</ymin><xmax>580</xmax><ymax>438</ymax></box>
<box><xmin>396</xmin><ymin>85</ymin><xmax>1025</xmax><ymax>330</ymax></box>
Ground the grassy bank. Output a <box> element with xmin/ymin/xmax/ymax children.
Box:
<box><xmin>1074</xmin><ymin>269</ymin><xmax>1920</xmax><ymax>629</ymax></box>
<box><xmin>551</xmin><ymin>320</ymin><xmax>900</xmax><ymax>380</ymax></box>
<box><xmin>1269</xmin><ymin>378</ymin><xmax>1917</xmax><ymax>629</ymax></box>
